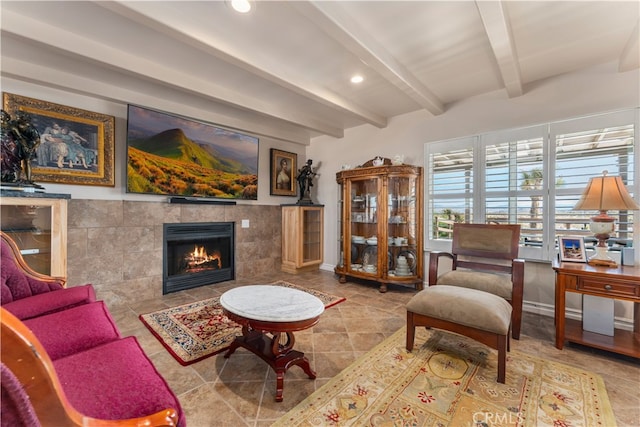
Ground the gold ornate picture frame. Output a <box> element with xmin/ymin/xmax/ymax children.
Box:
<box><xmin>270</xmin><ymin>148</ymin><xmax>297</xmax><ymax>196</ymax></box>
<box><xmin>3</xmin><ymin>92</ymin><xmax>115</xmax><ymax>186</ymax></box>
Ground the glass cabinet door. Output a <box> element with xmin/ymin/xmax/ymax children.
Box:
<box><xmin>1</xmin><ymin>204</ymin><xmax>53</xmax><ymax>275</ymax></box>
<box><xmin>337</xmin><ymin>182</ymin><xmax>344</xmax><ymax>268</ymax></box>
<box><xmin>281</xmin><ymin>205</ymin><xmax>323</xmax><ymax>274</ymax></box>
<box><xmin>335</xmin><ymin>161</ymin><xmax>423</xmax><ymax>292</ymax></box>
<box><xmin>347</xmin><ymin>176</ymin><xmax>380</xmax><ymax>275</ymax></box>
<box><xmin>387</xmin><ymin>176</ymin><xmax>418</xmax><ymax>277</ymax></box>
<box><xmin>0</xmin><ymin>196</ymin><xmax>68</xmax><ymax>278</ymax></box>
<box><xmin>302</xmin><ymin>207</ymin><xmax>322</xmax><ymax>263</ymax></box>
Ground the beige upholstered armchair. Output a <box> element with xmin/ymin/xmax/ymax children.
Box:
<box><xmin>428</xmin><ymin>223</ymin><xmax>524</xmax><ymax>339</ymax></box>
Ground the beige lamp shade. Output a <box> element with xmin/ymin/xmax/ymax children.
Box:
<box><xmin>573</xmin><ymin>172</ymin><xmax>639</xmax><ymax>266</ymax></box>
<box><xmin>574</xmin><ymin>173</ymin><xmax>640</xmax><ymax>212</ymax></box>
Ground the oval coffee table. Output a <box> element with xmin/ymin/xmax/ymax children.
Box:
<box><xmin>220</xmin><ymin>285</ymin><xmax>324</xmax><ymax>402</ymax></box>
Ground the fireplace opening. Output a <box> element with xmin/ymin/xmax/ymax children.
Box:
<box><xmin>163</xmin><ymin>222</ymin><xmax>235</xmax><ymax>294</ymax></box>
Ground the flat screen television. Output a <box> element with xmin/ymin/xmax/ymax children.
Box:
<box><xmin>126</xmin><ymin>105</ymin><xmax>259</xmax><ymax>200</ymax></box>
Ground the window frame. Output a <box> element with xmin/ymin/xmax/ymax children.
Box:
<box><xmin>424</xmin><ymin>109</ymin><xmax>639</xmax><ymax>262</ymax></box>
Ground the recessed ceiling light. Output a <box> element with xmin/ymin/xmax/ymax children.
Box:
<box><xmin>230</xmin><ymin>0</ymin><xmax>252</xmax><ymax>13</ymax></box>
<box><xmin>350</xmin><ymin>75</ymin><xmax>364</xmax><ymax>84</ymax></box>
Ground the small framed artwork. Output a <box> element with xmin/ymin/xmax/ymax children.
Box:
<box><xmin>559</xmin><ymin>236</ymin><xmax>587</xmax><ymax>263</ymax></box>
<box><xmin>3</xmin><ymin>92</ymin><xmax>115</xmax><ymax>186</ymax></box>
<box><xmin>270</xmin><ymin>149</ymin><xmax>297</xmax><ymax>196</ymax></box>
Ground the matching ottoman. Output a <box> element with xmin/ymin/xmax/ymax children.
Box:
<box><xmin>406</xmin><ymin>285</ymin><xmax>512</xmax><ymax>383</ymax></box>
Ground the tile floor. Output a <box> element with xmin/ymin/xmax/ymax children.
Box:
<box><xmin>108</xmin><ymin>270</ymin><xmax>640</xmax><ymax>427</ymax></box>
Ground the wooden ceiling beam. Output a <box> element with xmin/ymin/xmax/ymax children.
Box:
<box><xmin>98</xmin><ymin>1</ymin><xmax>387</xmax><ymax>130</ymax></box>
<box><xmin>1</xmin><ymin>7</ymin><xmax>343</xmax><ymax>140</ymax></box>
<box><xmin>293</xmin><ymin>1</ymin><xmax>445</xmax><ymax>117</ymax></box>
<box><xmin>619</xmin><ymin>19</ymin><xmax>639</xmax><ymax>72</ymax></box>
<box><xmin>476</xmin><ymin>1</ymin><xmax>523</xmax><ymax>98</ymax></box>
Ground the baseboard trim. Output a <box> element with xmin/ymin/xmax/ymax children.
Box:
<box><xmin>320</xmin><ymin>263</ymin><xmax>334</xmax><ymax>272</ymax></box>
<box><xmin>521</xmin><ymin>302</ymin><xmax>634</xmax><ymax>331</ymax></box>
<box><xmin>321</xmin><ymin>263</ymin><xmax>634</xmax><ymax>332</ymax></box>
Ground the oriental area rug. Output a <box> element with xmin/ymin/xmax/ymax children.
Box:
<box><xmin>139</xmin><ymin>281</ymin><xmax>345</xmax><ymax>366</ymax></box>
<box><xmin>273</xmin><ymin>327</ymin><xmax>616</xmax><ymax>427</ymax></box>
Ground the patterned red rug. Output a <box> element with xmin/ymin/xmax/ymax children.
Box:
<box><xmin>139</xmin><ymin>281</ymin><xmax>345</xmax><ymax>365</ymax></box>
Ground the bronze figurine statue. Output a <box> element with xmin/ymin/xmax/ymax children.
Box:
<box><xmin>1</xmin><ymin>109</ymin><xmax>43</xmax><ymax>188</ymax></box>
<box><xmin>1</xmin><ymin>110</ymin><xmax>20</xmax><ymax>183</ymax></box>
<box><xmin>296</xmin><ymin>159</ymin><xmax>318</xmax><ymax>205</ymax></box>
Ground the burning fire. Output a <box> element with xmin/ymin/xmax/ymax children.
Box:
<box><xmin>185</xmin><ymin>245</ymin><xmax>221</xmax><ymax>270</ymax></box>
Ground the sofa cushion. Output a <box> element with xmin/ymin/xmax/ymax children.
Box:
<box><xmin>54</xmin><ymin>337</ymin><xmax>185</xmax><ymax>427</ymax></box>
<box><xmin>407</xmin><ymin>285</ymin><xmax>512</xmax><ymax>335</ymax></box>
<box><xmin>24</xmin><ymin>301</ymin><xmax>121</xmax><ymax>360</ymax></box>
<box><xmin>2</xmin><ymin>284</ymin><xmax>96</xmax><ymax>320</ymax></box>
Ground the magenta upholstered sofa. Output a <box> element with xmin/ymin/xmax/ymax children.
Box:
<box><xmin>1</xmin><ymin>232</ymin><xmax>96</xmax><ymax>320</ymax></box>
<box><xmin>0</xmin><ymin>232</ymin><xmax>185</xmax><ymax>426</ymax></box>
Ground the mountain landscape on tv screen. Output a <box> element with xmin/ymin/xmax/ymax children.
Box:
<box><xmin>126</xmin><ymin>106</ymin><xmax>258</xmax><ymax>199</ymax></box>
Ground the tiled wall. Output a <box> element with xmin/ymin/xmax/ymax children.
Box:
<box><xmin>66</xmin><ymin>200</ymin><xmax>282</xmax><ymax>306</ymax></box>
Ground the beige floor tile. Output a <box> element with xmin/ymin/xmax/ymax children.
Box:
<box><xmin>313</xmin><ymin>351</ymin><xmax>358</xmax><ymax>379</ymax></box>
<box><xmin>107</xmin><ymin>270</ymin><xmax>639</xmax><ymax>426</ymax></box>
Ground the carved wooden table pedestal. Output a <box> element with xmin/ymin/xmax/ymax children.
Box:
<box><xmin>220</xmin><ymin>285</ymin><xmax>324</xmax><ymax>401</ymax></box>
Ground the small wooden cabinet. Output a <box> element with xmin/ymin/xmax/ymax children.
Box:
<box><xmin>0</xmin><ymin>191</ymin><xmax>70</xmax><ymax>278</ymax></box>
<box><xmin>281</xmin><ymin>205</ymin><xmax>324</xmax><ymax>274</ymax></box>
<box><xmin>553</xmin><ymin>261</ymin><xmax>640</xmax><ymax>358</ymax></box>
<box><xmin>335</xmin><ymin>158</ymin><xmax>423</xmax><ymax>292</ymax></box>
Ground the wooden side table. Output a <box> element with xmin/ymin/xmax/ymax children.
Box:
<box><xmin>220</xmin><ymin>285</ymin><xmax>324</xmax><ymax>401</ymax></box>
<box><xmin>552</xmin><ymin>261</ymin><xmax>640</xmax><ymax>358</ymax></box>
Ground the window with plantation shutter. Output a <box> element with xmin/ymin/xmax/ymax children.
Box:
<box><xmin>426</xmin><ymin>137</ymin><xmax>475</xmax><ymax>245</ymax></box>
<box><xmin>552</xmin><ymin>121</ymin><xmax>636</xmax><ymax>247</ymax></box>
<box><xmin>425</xmin><ymin>109</ymin><xmax>638</xmax><ymax>261</ymax></box>
<box><xmin>483</xmin><ymin>127</ymin><xmax>547</xmax><ymax>256</ymax></box>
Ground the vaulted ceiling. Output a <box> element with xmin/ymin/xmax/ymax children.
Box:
<box><xmin>1</xmin><ymin>1</ymin><xmax>638</xmax><ymax>145</ymax></box>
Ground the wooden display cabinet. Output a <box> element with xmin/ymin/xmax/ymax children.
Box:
<box><xmin>0</xmin><ymin>191</ymin><xmax>69</xmax><ymax>278</ymax></box>
<box><xmin>281</xmin><ymin>205</ymin><xmax>324</xmax><ymax>274</ymax></box>
<box><xmin>335</xmin><ymin>158</ymin><xmax>423</xmax><ymax>292</ymax></box>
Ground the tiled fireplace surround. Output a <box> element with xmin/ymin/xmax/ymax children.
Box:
<box><xmin>67</xmin><ymin>200</ymin><xmax>281</xmax><ymax>305</ymax></box>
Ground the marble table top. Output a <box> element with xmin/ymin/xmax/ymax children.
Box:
<box><xmin>220</xmin><ymin>285</ymin><xmax>324</xmax><ymax>322</ymax></box>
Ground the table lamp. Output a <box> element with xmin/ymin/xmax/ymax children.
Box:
<box><xmin>573</xmin><ymin>171</ymin><xmax>640</xmax><ymax>267</ymax></box>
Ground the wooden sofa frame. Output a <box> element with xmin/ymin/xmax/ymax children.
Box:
<box><xmin>1</xmin><ymin>307</ymin><xmax>179</xmax><ymax>426</ymax></box>
<box><xmin>1</xmin><ymin>230</ymin><xmax>66</xmax><ymax>287</ymax></box>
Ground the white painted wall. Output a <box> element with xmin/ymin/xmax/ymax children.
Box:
<box><xmin>309</xmin><ymin>61</ymin><xmax>640</xmax><ymax>321</ymax></box>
